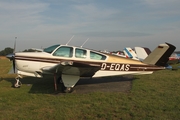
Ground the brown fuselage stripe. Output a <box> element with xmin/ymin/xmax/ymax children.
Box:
<box><xmin>15</xmin><ymin>56</ymin><xmax>165</xmax><ymax>71</ymax></box>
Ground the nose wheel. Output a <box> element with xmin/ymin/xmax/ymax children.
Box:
<box><xmin>14</xmin><ymin>76</ymin><xmax>22</xmax><ymax>88</ymax></box>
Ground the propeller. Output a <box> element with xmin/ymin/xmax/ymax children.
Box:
<box><xmin>6</xmin><ymin>37</ymin><xmax>17</xmax><ymax>73</ymax></box>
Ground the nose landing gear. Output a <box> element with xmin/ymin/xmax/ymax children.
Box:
<box><xmin>13</xmin><ymin>75</ymin><xmax>22</xmax><ymax>88</ymax></box>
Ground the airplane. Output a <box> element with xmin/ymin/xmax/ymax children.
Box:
<box><xmin>123</xmin><ymin>47</ymin><xmax>139</xmax><ymax>60</ymax></box>
<box><xmin>6</xmin><ymin>42</ymin><xmax>176</xmax><ymax>93</ymax></box>
<box><xmin>110</xmin><ymin>46</ymin><xmax>151</xmax><ymax>61</ymax></box>
<box><xmin>134</xmin><ymin>47</ymin><xmax>151</xmax><ymax>61</ymax></box>
<box><xmin>168</xmin><ymin>53</ymin><xmax>180</xmax><ymax>64</ymax></box>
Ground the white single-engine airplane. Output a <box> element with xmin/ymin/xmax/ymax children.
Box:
<box><xmin>6</xmin><ymin>42</ymin><xmax>176</xmax><ymax>93</ymax></box>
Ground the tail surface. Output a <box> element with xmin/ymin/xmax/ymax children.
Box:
<box><xmin>123</xmin><ymin>47</ymin><xmax>138</xmax><ymax>60</ymax></box>
<box><xmin>134</xmin><ymin>47</ymin><xmax>151</xmax><ymax>61</ymax></box>
<box><xmin>142</xmin><ymin>43</ymin><xmax>176</xmax><ymax>66</ymax></box>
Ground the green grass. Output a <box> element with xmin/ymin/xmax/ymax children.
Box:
<box><xmin>0</xmin><ymin>58</ymin><xmax>180</xmax><ymax>120</ymax></box>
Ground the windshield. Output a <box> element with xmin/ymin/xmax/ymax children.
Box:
<box><xmin>43</xmin><ymin>44</ymin><xmax>60</xmax><ymax>53</ymax></box>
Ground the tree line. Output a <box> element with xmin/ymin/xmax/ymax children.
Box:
<box><xmin>0</xmin><ymin>47</ymin><xmax>36</xmax><ymax>56</ymax></box>
<box><xmin>0</xmin><ymin>47</ymin><xmax>13</xmax><ymax>56</ymax></box>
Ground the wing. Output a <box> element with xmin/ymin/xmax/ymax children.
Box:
<box><xmin>41</xmin><ymin>60</ymin><xmax>101</xmax><ymax>77</ymax></box>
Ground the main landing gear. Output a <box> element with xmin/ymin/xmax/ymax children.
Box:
<box><xmin>56</xmin><ymin>76</ymin><xmax>74</xmax><ymax>93</ymax></box>
<box><xmin>55</xmin><ymin>74</ymin><xmax>80</xmax><ymax>93</ymax></box>
<box><xmin>61</xmin><ymin>84</ymin><xmax>74</xmax><ymax>93</ymax></box>
<box><xmin>13</xmin><ymin>75</ymin><xmax>22</xmax><ymax>88</ymax></box>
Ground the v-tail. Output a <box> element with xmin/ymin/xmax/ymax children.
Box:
<box><xmin>143</xmin><ymin>43</ymin><xmax>176</xmax><ymax>66</ymax></box>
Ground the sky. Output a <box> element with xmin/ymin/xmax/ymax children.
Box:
<box><xmin>0</xmin><ymin>0</ymin><xmax>180</xmax><ymax>52</ymax></box>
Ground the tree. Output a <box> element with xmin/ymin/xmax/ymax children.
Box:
<box><xmin>0</xmin><ymin>47</ymin><xmax>14</xmax><ymax>56</ymax></box>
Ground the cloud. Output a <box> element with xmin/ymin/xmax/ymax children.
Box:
<box><xmin>73</xmin><ymin>4</ymin><xmax>118</xmax><ymax>20</ymax></box>
<box><xmin>0</xmin><ymin>0</ymin><xmax>179</xmax><ymax>51</ymax></box>
<box><xmin>74</xmin><ymin>31</ymin><xmax>151</xmax><ymax>38</ymax></box>
<box><xmin>141</xmin><ymin>0</ymin><xmax>180</xmax><ymax>16</ymax></box>
<box><xmin>0</xmin><ymin>1</ymin><xmax>49</xmax><ymax>32</ymax></box>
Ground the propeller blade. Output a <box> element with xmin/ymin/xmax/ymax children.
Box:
<box><xmin>12</xmin><ymin>57</ymin><xmax>15</xmax><ymax>73</ymax></box>
<box><xmin>6</xmin><ymin>53</ymin><xmax>16</xmax><ymax>73</ymax></box>
<box><xmin>6</xmin><ymin>37</ymin><xmax>17</xmax><ymax>73</ymax></box>
<box><xmin>13</xmin><ymin>37</ymin><xmax>17</xmax><ymax>53</ymax></box>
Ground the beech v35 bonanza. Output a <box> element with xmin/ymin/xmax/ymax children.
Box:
<box><xmin>6</xmin><ymin>42</ymin><xmax>175</xmax><ymax>93</ymax></box>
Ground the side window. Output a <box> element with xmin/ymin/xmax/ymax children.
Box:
<box><xmin>75</xmin><ymin>48</ymin><xmax>87</xmax><ymax>58</ymax></box>
<box><xmin>90</xmin><ymin>51</ymin><xmax>106</xmax><ymax>60</ymax></box>
<box><xmin>53</xmin><ymin>46</ymin><xmax>73</xmax><ymax>58</ymax></box>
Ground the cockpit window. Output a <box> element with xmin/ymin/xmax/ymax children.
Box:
<box><xmin>53</xmin><ymin>46</ymin><xmax>73</xmax><ymax>58</ymax></box>
<box><xmin>43</xmin><ymin>44</ymin><xmax>60</xmax><ymax>53</ymax></box>
<box><xmin>90</xmin><ymin>51</ymin><xmax>106</xmax><ymax>60</ymax></box>
<box><xmin>75</xmin><ymin>48</ymin><xmax>87</xmax><ymax>58</ymax></box>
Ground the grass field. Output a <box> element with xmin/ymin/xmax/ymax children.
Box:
<box><xmin>0</xmin><ymin>58</ymin><xmax>180</xmax><ymax>120</ymax></box>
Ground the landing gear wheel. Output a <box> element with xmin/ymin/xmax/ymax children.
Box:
<box><xmin>13</xmin><ymin>76</ymin><xmax>22</xmax><ymax>88</ymax></box>
<box><xmin>14</xmin><ymin>81</ymin><xmax>22</xmax><ymax>88</ymax></box>
<box><xmin>63</xmin><ymin>87</ymin><xmax>73</xmax><ymax>93</ymax></box>
<box><xmin>60</xmin><ymin>82</ymin><xmax>73</xmax><ymax>93</ymax></box>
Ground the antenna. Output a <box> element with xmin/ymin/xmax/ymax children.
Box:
<box><xmin>81</xmin><ymin>38</ymin><xmax>89</xmax><ymax>48</ymax></box>
<box><xmin>66</xmin><ymin>35</ymin><xmax>74</xmax><ymax>45</ymax></box>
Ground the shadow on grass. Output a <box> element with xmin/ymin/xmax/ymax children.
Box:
<box><xmin>4</xmin><ymin>75</ymin><xmax>135</xmax><ymax>94</ymax></box>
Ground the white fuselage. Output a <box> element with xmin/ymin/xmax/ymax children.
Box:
<box><xmin>15</xmin><ymin>50</ymin><xmax>153</xmax><ymax>79</ymax></box>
